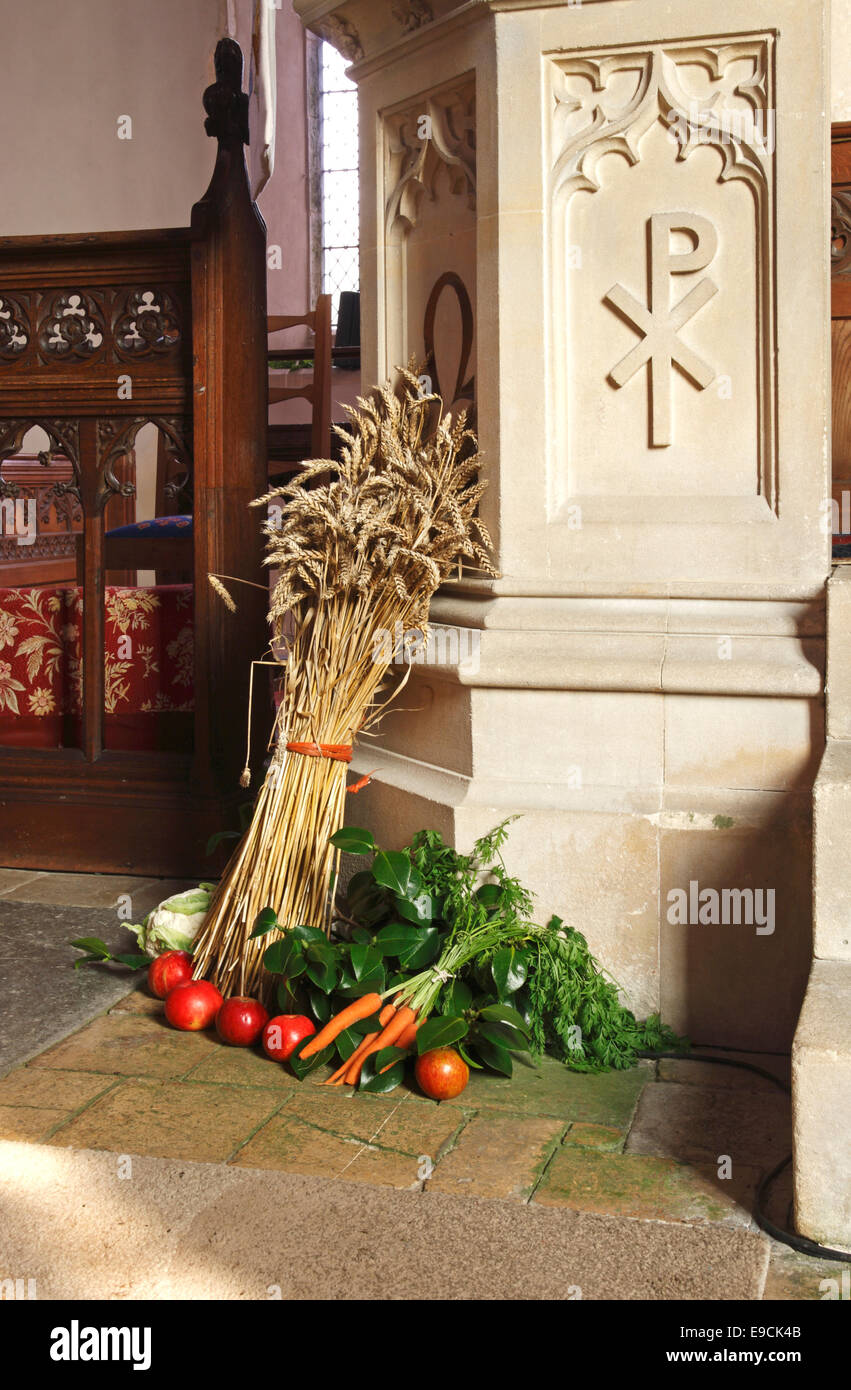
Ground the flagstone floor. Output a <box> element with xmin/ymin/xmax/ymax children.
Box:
<box><xmin>0</xmin><ymin>868</ymin><xmax>847</xmax><ymax>1301</ymax></box>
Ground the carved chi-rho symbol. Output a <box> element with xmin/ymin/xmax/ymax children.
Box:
<box><xmin>604</xmin><ymin>213</ymin><xmax>718</xmax><ymax>448</ymax></box>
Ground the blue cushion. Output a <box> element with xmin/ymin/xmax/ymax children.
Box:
<box><xmin>106</xmin><ymin>515</ymin><xmax>193</xmax><ymax>539</ymax></box>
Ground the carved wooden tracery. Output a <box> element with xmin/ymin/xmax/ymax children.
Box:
<box><xmin>832</xmin><ymin>191</ymin><xmax>851</xmax><ymax>278</ymax></box>
<box><xmin>0</xmin><ymin>285</ymin><xmax>184</xmax><ymax>369</ymax></box>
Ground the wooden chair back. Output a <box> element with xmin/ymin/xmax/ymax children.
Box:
<box><xmin>268</xmin><ymin>294</ymin><xmax>332</xmax><ymax>460</ymax></box>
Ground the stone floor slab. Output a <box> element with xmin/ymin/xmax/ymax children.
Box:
<box><xmin>0</xmin><ymin>872</ymin><xmax>192</xmax><ymax>912</ymax></box>
<box><xmin>284</xmin><ymin>1085</ymin><xmax>466</xmax><ymax>1157</ymax></box>
<box><xmin>762</xmin><ymin>1242</ymin><xmax>851</xmax><ymax>1300</ymax></box>
<box><xmin>230</xmin><ymin>1111</ymin><xmax>424</xmax><ymax>1188</ymax></box>
<box><xmin>658</xmin><ymin>1051</ymin><xmax>791</xmax><ymax>1092</ymax></box>
<box><xmin>625</xmin><ymin>1080</ymin><xmax>792</xmax><ymax>1169</ymax></box>
<box><xmin>0</xmin><ymin>1067</ymin><xmax>115</xmax><ymax>1111</ymax></box>
<box><xmin>26</xmin><ymin>1013</ymin><xmax>220</xmax><ymax>1080</ymax></box>
<box><xmin>0</xmin><ymin>868</ymin><xmax>48</xmax><ymax>897</ymax></box>
<box><xmin>534</xmin><ymin>1148</ymin><xmax>759</xmax><ymax>1227</ymax></box>
<box><xmin>48</xmin><ymin>1079</ymin><xmax>285</xmax><ymax>1163</ymax></box>
<box><xmin>0</xmin><ymin>900</ymin><xmax>149</xmax><ymax>1076</ymax></box>
<box><xmin>563</xmin><ymin>1122</ymin><xmax>626</xmax><ymax>1151</ymax></box>
<box><xmin>109</xmin><ymin>989</ymin><xmax>164</xmax><ymax>1016</ymax></box>
<box><xmin>0</xmin><ymin>1141</ymin><xmax>773</xmax><ymax>1299</ymax></box>
<box><xmin>454</xmin><ymin>1056</ymin><xmax>652</xmax><ymax>1126</ymax></box>
<box><xmin>184</xmin><ymin>1043</ymin><xmax>304</xmax><ymax>1091</ymax></box>
<box><xmin>0</xmin><ymin>1105</ymin><xmax>68</xmax><ymax>1141</ymax></box>
<box><xmin>427</xmin><ymin>1112</ymin><xmax>564</xmax><ymax>1200</ymax></box>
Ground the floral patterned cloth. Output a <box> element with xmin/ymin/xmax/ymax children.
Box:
<box><xmin>0</xmin><ymin>585</ymin><xmax>194</xmax><ymax>748</ymax></box>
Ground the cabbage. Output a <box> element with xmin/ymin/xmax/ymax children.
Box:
<box><xmin>133</xmin><ymin>885</ymin><xmax>213</xmax><ymax>958</ymax></box>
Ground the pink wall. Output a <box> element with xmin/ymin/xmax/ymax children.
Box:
<box><xmin>0</xmin><ymin>0</ymin><xmax>222</xmax><ymax>236</ymax></box>
<box><xmin>258</xmin><ymin>2</ymin><xmax>311</xmax><ymax>321</ymax></box>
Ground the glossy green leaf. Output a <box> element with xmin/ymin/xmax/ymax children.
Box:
<box><xmin>277</xmin><ymin>979</ymin><xmax>296</xmax><ymax>1010</ymax></box>
<box><xmin>491</xmin><ymin>947</ymin><xmax>527</xmax><ymax>1000</ymax></box>
<box><xmin>112</xmin><ymin>953</ymin><xmax>151</xmax><ymax>970</ymax></box>
<box><xmin>477</xmin><ymin>1003</ymin><xmax>531</xmax><ymax>1038</ymax></box>
<box><xmin>350</xmin><ymin>926</ymin><xmax>373</xmax><ymax>945</ymax></box>
<box><xmin>457</xmin><ymin>1041</ymin><xmax>483</xmax><ymax>1070</ymax></box>
<box><xmin>288</xmin><ymin>1037</ymin><xmax>334</xmax><ymax>1081</ymax></box>
<box><xmin>304</xmin><ymin>938</ymin><xmax>334</xmax><ymax>964</ymax></box>
<box><xmin>470</xmin><ymin>1036</ymin><xmax>513</xmax><ymax>1077</ymax></box>
<box><xmin>359</xmin><ymin>1048</ymin><xmax>406</xmax><ymax>1094</ymax></box>
<box><xmin>345</xmin><ymin>872</ymin><xmax>390</xmax><ymax>928</ymax></box>
<box><xmin>305</xmin><ymin>955</ymin><xmax>337</xmax><ymax>993</ymax></box>
<box><xmin>394</xmin><ymin>891</ymin><xmax>434</xmax><ymax>925</ymax></box>
<box><xmin>372</xmin><ymin>851</ymin><xmax>420</xmax><ymax>898</ymax></box>
<box><xmin>293</xmin><ymin>924</ymin><xmax>328</xmax><ymax>946</ymax></box>
<box><xmin>350</xmin><ymin>942</ymin><xmax>382</xmax><ymax>982</ymax></box>
<box><xmin>336</xmin><ymin>961</ymin><xmax>385</xmax><ymax>998</ymax></box>
<box><xmin>439</xmin><ymin>979</ymin><xmax>473</xmax><ymax>1016</ymax></box>
<box><xmin>308</xmin><ymin>988</ymin><xmax>332</xmax><ymax>1024</ymax></box>
<box><xmin>69</xmin><ymin>937</ymin><xmax>112</xmax><ymax>959</ymax></box>
<box><xmin>397</xmin><ymin>926</ymin><xmax>440</xmax><ymax>970</ymax></box>
<box><xmin>416</xmin><ymin>1014</ymin><xmax>469</xmax><ymax>1054</ymax></box>
<box><xmin>373</xmin><ymin>922</ymin><xmax>421</xmax><ymax>957</ymax></box>
<box><xmin>474</xmin><ymin>1020</ymin><xmax>531</xmax><ymax>1053</ymax></box>
<box><xmin>250</xmin><ymin>907</ymin><xmax>279</xmax><ymax>939</ymax></box>
<box><xmin>330</xmin><ymin>826</ymin><xmax>378</xmax><ymax>855</ymax></box>
<box><xmin>73</xmin><ymin>954</ymin><xmax>106</xmax><ymax>970</ymax></box>
<box><xmin>263</xmin><ymin>935</ymin><xmax>303</xmax><ymax>976</ymax></box>
<box><xmin>475</xmin><ymin>883</ymin><xmax>502</xmax><ymax>908</ymax></box>
<box><xmin>334</xmin><ymin>1026</ymin><xmax>362</xmax><ymax>1061</ymax></box>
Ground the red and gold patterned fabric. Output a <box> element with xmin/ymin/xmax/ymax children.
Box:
<box><xmin>0</xmin><ymin>585</ymin><xmax>194</xmax><ymax>752</ymax></box>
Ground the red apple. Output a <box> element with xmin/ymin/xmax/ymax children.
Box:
<box><xmin>164</xmin><ymin>979</ymin><xmax>223</xmax><ymax>1031</ymax></box>
<box><xmin>147</xmin><ymin>950</ymin><xmax>194</xmax><ymax>1000</ymax></box>
<box><xmin>262</xmin><ymin>1014</ymin><xmax>316</xmax><ymax>1063</ymax></box>
<box><xmin>216</xmin><ymin>996</ymin><xmax>270</xmax><ymax>1047</ymax></box>
<box><xmin>414</xmin><ymin>1048</ymin><xmax>469</xmax><ymax>1101</ymax></box>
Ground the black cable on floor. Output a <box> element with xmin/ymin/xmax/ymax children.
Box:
<box><xmin>638</xmin><ymin>1050</ymin><xmax>851</xmax><ymax>1264</ymax></box>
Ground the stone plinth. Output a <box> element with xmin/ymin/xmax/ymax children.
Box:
<box><xmin>793</xmin><ymin>563</ymin><xmax>851</xmax><ymax>1250</ymax></box>
<box><xmin>296</xmin><ymin>0</ymin><xmax>831</xmax><ymax>1051</ymax></box>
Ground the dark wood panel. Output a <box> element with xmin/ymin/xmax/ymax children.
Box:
<box><xmin>833</xmin><ymin>320</ymin><xmax>851</xmax><ymax>483</ymax></box>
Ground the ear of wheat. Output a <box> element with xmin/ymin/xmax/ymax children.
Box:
<box><xmin>191</xmin><ymin>366</ymin><xmax>495</xmax><ymax>1002</ymax></box>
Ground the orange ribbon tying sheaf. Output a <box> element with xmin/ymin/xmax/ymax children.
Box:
<box><xmin>285</xmin><ymin>742</ymin><xmax>376</xmax><ymax>794</ymax></box>
<box><xmin>285</xmin><ymin>742</ymin><xmax>353</xmax><ymax>763</ymax></box>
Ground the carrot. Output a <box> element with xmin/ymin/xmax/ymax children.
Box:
<box><xmin>325</xmin><ymin>1033</ymin><xmax>377</xmax><ymax>1084</ymax></box>
<box><xmin>299</xmin><ymin>992</ymin><xmax>383</xmax><ymax>1058</ymax></box>
<box><xmin>395</xmin><ymin>1018</ymin><xmax>420</xmax><ymax>1051</ymax></box>
<box><xmin>345</xmin><ymin>1005</ymin><xmax>417</xmax><ymax>1086</ymax></box>
<box><xmin>323</xmin><ymin>1004</ymin><xmax>396</xmax><ymax>1084</ymax></box>
<box><xmin>378</xmin><ymin>1017</ymin><xmax>422</xmax><ymax>1073</ymax></box>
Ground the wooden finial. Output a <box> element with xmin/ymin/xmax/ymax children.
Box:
<box><xmin>203</xmin><ymin>37</ymin><xmax>250</xmax><ymax>146</ymax></box>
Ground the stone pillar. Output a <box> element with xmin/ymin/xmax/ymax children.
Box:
<box><xmin>296</xmin><ymin>0</ymin><xmax>831</xmax><ymax>1052</ymax></box>
<box><xmin>793</xmin><ymin>566</ymin><xmax>851</xmax><ymax>1250</ymax></box>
